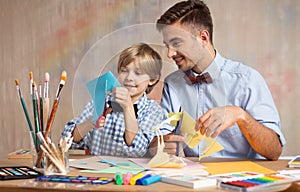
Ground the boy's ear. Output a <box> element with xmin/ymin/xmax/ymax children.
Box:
<box><xmin>149</xmin><ymin>79</ymin><xmax>159</xmax><ymax>87</ymax></box>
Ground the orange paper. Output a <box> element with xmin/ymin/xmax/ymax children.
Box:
<box><xmin>201</xmin><ymin>161</ymin><xmax>276</xmax><ymax>175</ymax></box>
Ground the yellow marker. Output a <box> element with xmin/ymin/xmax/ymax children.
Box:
<box><xmin>129</xmin><ymin>173</ymin><xmax>144</xmax><ymax>185</ymax></box>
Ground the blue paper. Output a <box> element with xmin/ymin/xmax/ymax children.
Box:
<box><xmin>86</xmin><ymin>71</ymin><xmax>120</xmax><ymax>123</ymax></box>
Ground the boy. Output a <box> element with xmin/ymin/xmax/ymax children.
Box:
<box><xmin>62</xmin><ymin>43</ymin><xmax>167</xmax><ymax>157</ymax></box>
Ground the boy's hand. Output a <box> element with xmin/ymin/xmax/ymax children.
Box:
<box><xmin>94</xmin><ymin>108</ymin><xmax>112</xmax><ymax>129</ymax></box>
<box><xmin>112</xmin><ymin>87</ymin><xmax>132</xmax><ymax>110</ymax></box>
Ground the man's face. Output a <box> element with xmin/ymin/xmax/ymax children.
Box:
<box><xmin>162</xmin><ymin>22</ymin><xmax>205</xmax><ymax>72</ymax></box>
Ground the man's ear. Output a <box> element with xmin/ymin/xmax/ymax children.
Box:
<box><xmin>197</xmin><ymin>30</ymin><xmax>210</xmax><ymax>45</ymax></box>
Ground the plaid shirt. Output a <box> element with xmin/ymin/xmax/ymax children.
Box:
<box><xmin>62</xmin><ymin>93</ymin><xmax>167</xmax><ymax>157</ymax></box>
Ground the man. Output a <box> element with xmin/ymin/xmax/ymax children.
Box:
<box><xmin>149</xmin><ymin>0</ymin><xmax>285</xmax><ymax>160</ymax></box>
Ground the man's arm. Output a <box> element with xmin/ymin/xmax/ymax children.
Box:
<box><xmin>196</xmin><ymin>106</ymin><xmax>282</xmax><ymax>160</ymax></box>
<box><xmin>237</xmin><ymin>108</ymin><xmax>282</xmax><ymax>160</ymax></box>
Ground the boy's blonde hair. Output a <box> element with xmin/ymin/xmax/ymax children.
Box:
<box><xmin>117</xmin><ymin>43</ymin><xmax>162</xmax><ymax>94</ymax></box>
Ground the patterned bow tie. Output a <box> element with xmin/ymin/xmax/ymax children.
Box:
<box><xmin>186</xmin><ymin>72</ymin><xmax>212</xmax><ymax>84</ymax></box>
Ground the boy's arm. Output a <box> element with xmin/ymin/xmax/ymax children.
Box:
<box><xmin>123</xmin><ymin>105</ymin><xmax>139</xmax><ymax>146</ymax></box>
<box><xmin>72</xmin><ymin>117</ymin><xmax>94</xmax><ymax>142</ymax></box>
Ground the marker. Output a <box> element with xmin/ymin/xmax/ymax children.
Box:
<box><xmin>142</xmin><ymin>175</ymin><xmax>161</xmax><ymax>186</ymax></box>
<box><xmin>115</xmin><ymin>173</ymin><xmax>122</xmax><ymax>185</ymax></box>
<box><xmin>123</xmin><ymin>172</ymin><xmax>132</xmax><ymax>185</ymax></box>
<box><xmin>136</xmin><ymin>174</ymin><xmax>151</xmax><ymax>185</ymax></box>
<box><xmin>130</xmin><ymin>173</ymin><xmax>144</xmax><ymax>185</ymax></box>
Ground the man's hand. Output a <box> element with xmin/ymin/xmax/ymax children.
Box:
<box><xmin>195</xmin><ymin>106</ymin><xmax>243</xmax><ymax>138</ymax></box>
<box><xmin>148</xmin><ymin>133</ymin><xmax>185</xmax><ymax>156</ymax></box>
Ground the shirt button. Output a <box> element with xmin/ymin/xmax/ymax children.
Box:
<box><xmin>199</xmin><ymin>111</ymin><xmax>203</xmax><ymax>116</ymax></box>
<box><xmin>199</xmin><ymin>88</ymin><xmax>203</xmax><ymax>93</ymax></box>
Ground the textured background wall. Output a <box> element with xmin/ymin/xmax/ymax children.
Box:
<box><xmin>0</xmin><ymin>0</ymin><xmax>299</xmax><ymax>159</ymax></box>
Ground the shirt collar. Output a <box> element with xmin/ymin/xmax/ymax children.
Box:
<box><xmin>202</xmin><ymin>50</ymin><xmax>226</xmax><ymax>82</ymax></box>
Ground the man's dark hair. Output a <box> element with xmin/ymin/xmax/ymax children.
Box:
<box><xmin>156</xmin><ymin>0</ymin><xmax>213</xmax><ymax>44</ymax></box>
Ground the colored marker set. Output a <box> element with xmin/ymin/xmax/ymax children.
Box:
<box><xmin>0</xmin><ymin>166</ymin><xmax>43</xmax><ymax>180</ymax></box>
<box><xmin>216</xmin><ymin>171</ymin><xmax>296</xmax><ymax>191</ymax></box>
<box><xmin>115</xmin><ymin>172</ymin><xmax>161</xmax><ymax>186</ymax></box>
<box><xmin>35</xmin><ymin>175</ymin><xmax>114</xmax><ymax>184</ymax></box>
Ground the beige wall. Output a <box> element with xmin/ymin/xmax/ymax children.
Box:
<box><xmin>0</xmin><ymin>0</ymin><xmax>299</xmax><ymax>158</ymax></box>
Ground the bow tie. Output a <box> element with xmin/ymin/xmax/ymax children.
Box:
<box><xmin>186</xmin><ymin>72</ymin><xmax>212</xmax><ymax>84</ymax></box>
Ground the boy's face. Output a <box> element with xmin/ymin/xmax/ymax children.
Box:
<box><xmin>118</xmin><ymin>61</ymin><xmax>150</xmax><ymax>102</ymax></box>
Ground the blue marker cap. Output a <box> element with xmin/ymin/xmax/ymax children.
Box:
<box><xmin>142</xmin><ymin>175</ymin><xmax>161</xmax><ymax>186</ymax></box>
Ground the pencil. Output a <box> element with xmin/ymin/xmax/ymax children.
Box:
<box><xmin>15</xmin><ymin>80</ymin><xmax>37</xmax><ymax>152</ymax></box>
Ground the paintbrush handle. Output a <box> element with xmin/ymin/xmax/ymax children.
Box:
<box><xmin>20</xmin><ymin>97</ymin><xmax>34</xmax><ymax>133</ymax></box>
<box><xmin>20</xmin><ymin>97</ymin><xmax>38</xmax><ymax>152</ymax></box>
<box><xmin>44</xmin><ymin>98</ymin><xmax>59</xmax><ymax>139</ymax></box>
<box><xmin>43</xmin><ymin>98</ymin><xmax>49</xmax><ymax>134</ymax></box>
<box><xmin>39</xmin><ymin>97</ymin><xmax>43</xmax><ymax>133</ymax></box>
<box><xmin>36</xmin><ymin>98</ymin><xmax>59</xmax><ymax>167</ymax></box>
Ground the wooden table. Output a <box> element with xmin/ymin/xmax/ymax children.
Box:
<box><xmin>1</xmin><ymin>157</ymin><xmax>300</xmax><ymax>192</ymax></box>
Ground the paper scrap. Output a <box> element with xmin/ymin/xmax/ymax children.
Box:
<box><xmin>86</xmin><ymin>71</ymin><xmax>120</xmax><ymax>123</ymax></box>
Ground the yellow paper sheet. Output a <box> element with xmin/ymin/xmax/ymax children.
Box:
<box><xmin>201</xmin><ymin>161</ymin><xmax>276</xmax><ymax>175</ymax></box>
<box><xmin>180</xmin><ymin>111</ymin><xmax>224</xmax><ymax>157</ymax></box>
<box><xmin>180</xmin><ymin>111</ymin><xmax>196</xmax><ymax>134</ymax></box>
<box><xmin>199</xmin><ymin>140</ymin><xmax>224</xmax><ymax>159</ymax></box>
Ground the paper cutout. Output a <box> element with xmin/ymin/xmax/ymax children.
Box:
<box><xmin>131</xmin><ymin>157</ymin><xmax>209</xmax><ymax>176</ymax></box>
<box><xmin>146</xmin><ymin>129</ymin><xmax>170</xmax><ymax>168</ymax></box>
<box><xmin>70</xmin><ymin>156</ymin><xmax>145</xmax><ymax>174</ymax></box>
<box><xmin>179</xmin><ymin>111</ymin><xmax>224</xmax><ymax>159</ymax></box>
<box><xmin>198</xmin><ymin>137</ymin><xmax>224</xmax><ymax>159</ymax></box>
<box><xmin>202</xmin><ymin>161</ymin><xmax>276</xmax><ymax>175</ymax></box>
<box><xmin>86</xmin><ymin>71</ymin><xmax>120</xmax><ymax>123</ymax></box>
<box><xmin>154</xmin><ymin>156</ymin><xmax>186</xmax><ymax>168</ymax></box>
<box><xmin>147</xmin><ymin>112</ymin><xmax>183</xmax><ymax>168</ymax></box>
<box><xmin>69</xmin><ymin>156</ymin><xmax>110</xmax><ymax>170</ymax></box>
<box><xmin>147</xmin><ymin>111</ymin><xmax>224</xmax><ymax>167</ymax></box>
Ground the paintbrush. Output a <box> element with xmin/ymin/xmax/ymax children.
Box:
<box><xmin>33</xmin><ymin>82</ymin><xmax>41</xmax><ymax>150</ymax></box>
<box><xmin>39</xmin><ymin>81</ymin><xmax>43</xmax><ymax>133</ymax></box>
<box><xmin>43</xmin><ymin>72</ymin><xmax>50</xmax><ymax>135</ymax></box>
<box><xmin>15</xmin><ymin>80</ymin><xmax>37</xmax><ymax>152</ymax></box>
<box><xmin>44</xmin><ymin>70</ymin><xmax>67</xmax><ymax>139</ymax></box>
<box><xmin>36</xmin><ymin>71</ymin><xmax>67</xmax><ymax>167</ymax></box>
